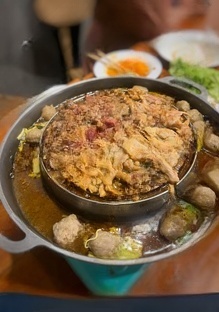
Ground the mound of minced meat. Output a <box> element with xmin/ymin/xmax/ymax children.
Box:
<box><xmin>41</xmin><ymin>86</ymin><xmax>195</xmax><ymax>200</ymax></box>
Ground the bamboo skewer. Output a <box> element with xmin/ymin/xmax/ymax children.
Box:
<box><xmin>87</xmin><ymin>50</ymin><xmax>138</xmax><ymax>76</ymax></box>
<box><xmin>87</xmin><ymin>52</ymin><xmax>125</xmax><ymax>72</ymax></box>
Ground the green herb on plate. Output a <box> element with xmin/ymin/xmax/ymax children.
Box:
<box><xmin>169</xmin><ymin>59</ymin><xmax>219</xmax><ymax>102</ymax></box>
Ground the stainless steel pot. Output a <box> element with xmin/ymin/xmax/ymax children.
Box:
<box><xmin>0</xmin><ymin>76</ymin><xmax>218</xmax><ymax>268</ymax></box>
<box><xmin>40</xmin><ymin>99</ymin><xmax>196</xmax><ymax>223</ymax></box>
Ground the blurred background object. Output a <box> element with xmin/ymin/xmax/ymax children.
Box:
<box><xmin>0</xmin><ymin>0</ymin><xmax>95</xmax><ymax>97</ymax></box>
<box><xmin>0</xmin><ymin>0</ymin><xmax>67</xmax><ymax>97</ymax></box>
<box><xmin>1</xmin><ymin>0</ymin><xmax>218</xmax><ymax>97</ymax></box>
<box><xmin>206</xmin><ymin>0</ymin><xmax>219</xmax><ymax>33</ymax></box>
<box><xmin>34</xmin><ymin>0</ymin><xmax>96</xmax><ymax>81</ymax></box>
<box><xmin>82</xmin><ymin>0</ymin><xmax>210</xmax><ymax>71</ymax></box>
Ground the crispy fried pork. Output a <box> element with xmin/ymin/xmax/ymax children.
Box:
<box><xmin>42</xmin><ymin>86</ymin><xmax>195</xmax><ymax>200</ymax></box>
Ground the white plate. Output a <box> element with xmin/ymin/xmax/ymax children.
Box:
<box><xmin>93</xmin><ymin>49</ymin><xmax>163</xmax><ymax>78</ymax></box>
<box><xmin>151</xmin><ymin>30</ymin><xmax>219</xmax><ymax>67</ymax></box>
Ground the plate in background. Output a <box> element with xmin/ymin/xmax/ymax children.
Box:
<box><xmin>93</xmin><ymin>49</ymin><xmax>163</xmax><ymax>78</ymax></box>
<box><xmin>151</xmin><ymin>30</ymin><xmax>219</xmax><ymax>67</ymax></box>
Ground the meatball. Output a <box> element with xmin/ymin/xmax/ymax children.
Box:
<box><xmin>87</xmin><ymin>230</ymin><xmax>122</xmax><ymax>259</ymax></box>
<box><xmin>201</xmin><ymin>159</ymin><xmax>219</xmax><ymax>194</ymax></box>
<box><xmin>132</xmin><ymin>85</ymin><xmax>148</xmax><ymax>93</ymax></box>
<box><xmin>187</xmin><ymin>109</ymin><xmax>203</xmax><ymax>123</ymax></box>
<box><xmin>176</xmin><ymin>100</ymin><xmax>190</xmax><ymax>112</ymax></box>
<box><xmin>25</xmin><ymin>127</ymin><xmax>43</xmax><ymax>143</ymax></box>
<box><xmin>204</xmin><ymin>127</ymin><xmax>219</xmax><ymax>153</ymax></box>
<box><xmin>159</xmin><ymin>202</ymin><xmax>202</xmax><ymax>242</ymax></box>
<box><xmin>53</xmin><ymin>214</ymin><xmax>83</xmax><ymax>247</ymax></box>
<box><xmin>183</xmin><ymin>185</ymin><xmax>216</xmax><ymax>212</ymax></box>
<box><xmin>41</xmin><ymin>105</ymin><xmax>56</xmax><ymax>121</ymax></box>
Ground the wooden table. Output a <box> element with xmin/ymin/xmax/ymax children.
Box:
<box><xmin>1</xmin><ymin>44</ymin><xmax>219</xmax><ymax>299</ymax></box>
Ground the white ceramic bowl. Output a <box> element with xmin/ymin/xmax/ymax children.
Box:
<box><xmin>151</xmin><ymin>30</ymin><xmax>219</xmax><ymax>67</ymax></box>
<box><xmin>93</xmin><ymin>49</ymin><xmax>163</xmax><ymax>78</ymax></box>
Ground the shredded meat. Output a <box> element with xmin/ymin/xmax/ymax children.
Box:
<box><xmin>42</xmin><ymin>86</ymin><xmax>195</xmax><ymax>200</ymax></box>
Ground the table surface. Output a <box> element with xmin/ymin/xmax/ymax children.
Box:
<box><xmin>1</xmin><ymin>41</ymin><xmax>219</xmax><ymax>299</ymax></box>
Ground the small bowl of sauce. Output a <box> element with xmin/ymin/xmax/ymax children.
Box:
<box><xmin>93</xmin><ymin>49</ymin><xmax>163</xmax><ymax>79</ymax></box>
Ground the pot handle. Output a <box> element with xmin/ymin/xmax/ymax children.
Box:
<box><xmin>159</xmin><ymin>76</ymin><xmax>209</xmax><ymax>101</ymax></box>
<box><xmin>0</xmin><ymin>223</ymin><xmax>49</xmax><ymax>253</ymax></box>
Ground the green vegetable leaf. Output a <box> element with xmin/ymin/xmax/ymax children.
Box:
<box><xmin>115</xmin><ymin>237</ymin><xmax>143</xmax><ymax>260</ymax></box>
<box><xmin>169</xmin><ymin>59</ymin><xmax>219</xmax><ymax>102</ymax></box>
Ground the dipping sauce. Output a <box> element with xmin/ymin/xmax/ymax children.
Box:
<box><xmin>106</xmin><ymin>58</ymin><xmax>150</xmax><ymax>76</ymax></box>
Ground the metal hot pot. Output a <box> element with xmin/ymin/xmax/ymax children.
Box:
<box><xmin>0</xmin><ymin>76</ymin><xmax>218</xmax><ymax>295</ymax></box>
